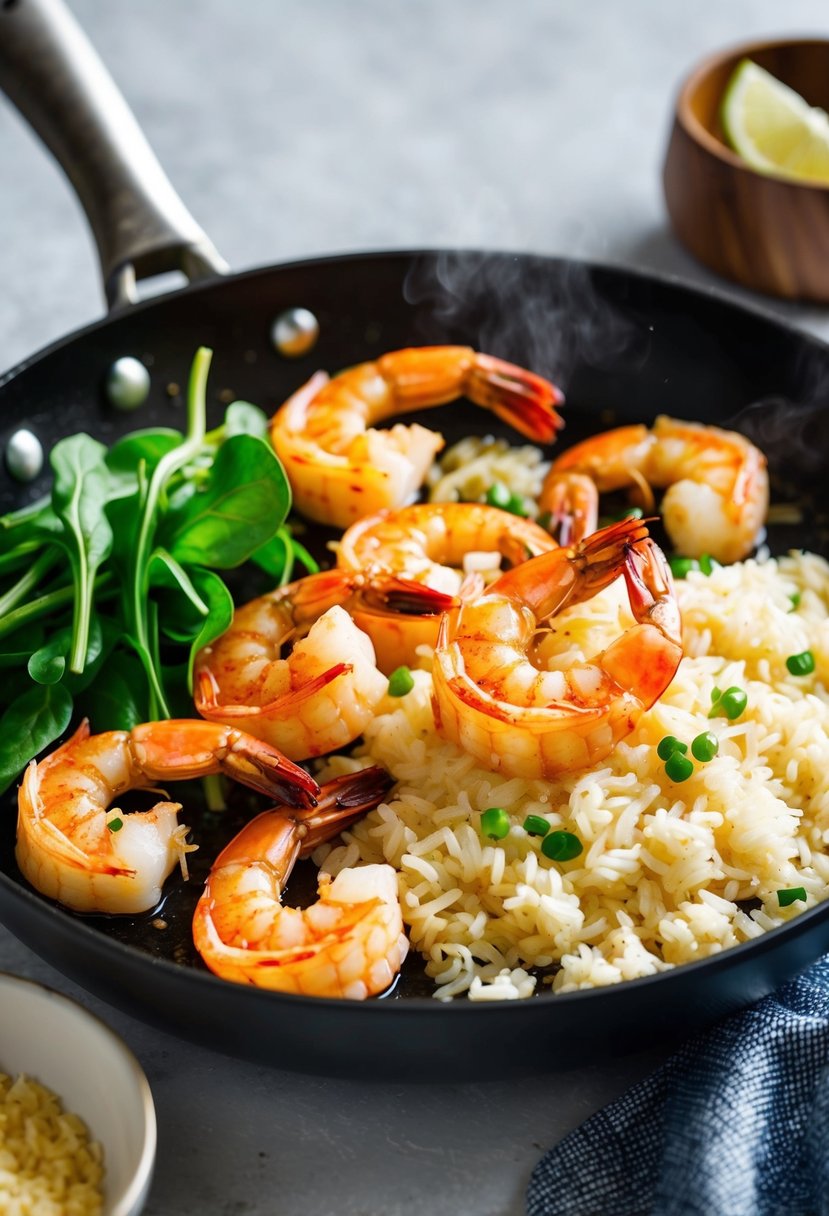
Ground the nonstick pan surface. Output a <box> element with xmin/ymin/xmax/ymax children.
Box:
<box><xmin>2</xmin><ymin>248</ymin><xmax>829</xmax><ymax>1079</ymax></box>
<box><xmin>3</xmin><ymin>0</ymin><xmax>829</xmax><ymax>1081</ymax></box>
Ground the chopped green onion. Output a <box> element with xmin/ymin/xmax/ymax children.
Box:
<box><xmin>664</xmin><ymin>752</ymin><xmax>694</xmax><ymax>782</ymax></box>
<box><xmin>711</xmin><ymin>687</ymin><xmax>721</xmax><ymax>704</ymax></box>
<box><xmin>669</xmin><ymin>556</ymin><xmax>699</xmax><ymax>579</ymax></box>
<box><xmin>789</xmin><ymin>591</ymin><xmax>802</xmax><ymax>611</ymax></box>
<box><xmin>657</xmin><ymin>735</ymin><xmax>688</xmax><ymax>761</ymax></box>
<box><xmin>387</xmin><ymin>666</ymin><xmax>415</xmax><ymax>697</ymax></box>
<box><xmin>485</xmin><ymin>482</ymin><xmax>511</xmax><ymax>510</ymax></box>
<box><xmin>691</xmin><ymin>731</ymin><xmax>719</xmax><ymax>763</ymax></box>
<box><xmin>523</xmin><ymin>814</ymin><xmax>550</xmax><ymax>837</ymax></box>
<box><xmin>786</xmin><ymin>650</ymin><xmax>815</xmax><ymax>677</ymax></box>
<box><xmin>535</xmin><ymin>510</ymin><xmax>553</xmax><ymax>531</ymax></box>
<box><xmin>698</xmin><ymin>554</ymin><xmax>719</xmax><ymax>576</ymax></box>
<box><xmin>600</xmin><ymin>506</ymin><xmax>644</xmax><ymax>527</ymax></box>
<box><xmin>708</xmin><ymin>685</ymin><xmax>747</xmax><ymax>720</ymax></box>
<box><xmin>480</xmin><ymin>807</ymin><xmax>510</xmax><ymax>840</ymax></box>
<box><xmin>505</xmin><ymin>492</ymin><xmax>528</xmax><ymax>516</ymax></box>
<box><xmin>107</xmin><ymin>816</ymin><xmax>124</xmax><ymax>833</ymax></box>
<box><xmin>777</xmin><ymin>887</ymin><xmax>807</xmax><ymax>907</ymax></box>
<box><xmin>540</xmin><ymin>830</ymin><xmax>583</xmax><ymax>862</ymax></box>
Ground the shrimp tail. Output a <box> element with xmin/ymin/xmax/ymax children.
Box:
<box><xmin>495</xmin><ymin>515</ymin><xmax>652</xmax><ymax>621</ymax></box>
<box><xmin>538</xmin><ymin>470</ymin><xmax>599</xmax><ymax>545</ymax></box>
<box><xmin>360</xmin><ymin>575</ymin><xmax>459</xmax><ymax>617</ymax></box>
<box><xmin>297</xmin><ymin>766</ymin><xmax>395</xmax><ymax>854</ymax></box>
<box><xmin>129</xmin><ymin>719</ymin><xmax>320</xmax><ymax>809</ymax></box>
<box><xmin>467</xmin><ymin>354</ymin><xmax>565</xmax><ymax>443</ymax></box>
<box><xmin>623</xmin><ymin>536</ymin><xmax>682</xmax><ymax>642</ymax></box>
<box><xmin>218</xmin><ymin>740</ymin><xmax>319</xmax><ymax>810</ymax></box>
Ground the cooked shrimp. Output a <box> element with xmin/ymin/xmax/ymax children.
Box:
<box><xmin>537</xmin><ymin>470</ymin><xmax>600</xmax><ymax>547</ymax></box>
<box><xmin>16</xmin><ymin>719</ymin><xmax>319</xmax><ymax>915</ymax></box>
<box><xmin>336</xmin><ymin>502</ymin><xmax>558</xmax><ymax>670</ymax></box>
<box><xmin>193</xmin><ymin>767</ymin><xmax>408</xmax><ymax>998</ymax></box>
<box><xmin>541</xmin><ymin>416</ymin><xmax>768</xmax><ymax>562</ymax></box>
<box><xmin>432</xmin><ymin>516</ymin><xmax>682</xmax><ymax>778</ymax></box>
<box><xmin>270</xmin><ymin>346</ymin><xmax>564</xmax><ymax>528</ymax></box>
<box><xmin>195</xmin><ymin>568</ymin><xmax>445</xmax><ymax>753</ymax></box>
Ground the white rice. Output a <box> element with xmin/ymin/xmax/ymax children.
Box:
<box><xmin>427</xmin><ymin>434</ymin><xmax>549</xmax><ymax>510</ymax></box>
<box><xmin>315</xmin><ymin>552</ymin><xmax>829</xmax><ymax>1001</ymax></box>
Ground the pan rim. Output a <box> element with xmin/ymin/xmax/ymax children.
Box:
<box><xmin>2</xmin><ymin>248</ymin><xmax>829</xmax><ymax>1025</ymax></box>
<box><xmin>3</xmin><ymin>247</ymin><xmax>829</xmax><ymax>390</ymax></box>
<box><xmin>3</xmin><ymin>857</ymin><xmax>829</xmax><ymax>1016</ymax></box>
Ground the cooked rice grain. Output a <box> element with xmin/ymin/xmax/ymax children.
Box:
<box><xmin>0</xmin><ymin>1071</ymin><xmax>104</xmax><ymax>1215</ymax></box>
<box><xmin>316</xmin><ymin>553</ymin><xmax>829</xmax><ymax>999</ymax></box>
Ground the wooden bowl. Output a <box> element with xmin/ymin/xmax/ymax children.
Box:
<box><xmin>663</xmin><ymin>38</ymin><xmax>829</xmax><ymax>301</ymax></box>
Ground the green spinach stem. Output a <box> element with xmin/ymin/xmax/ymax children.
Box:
<box><xmin>0</xmin><ymin>573</ymin><xmax>114</xmax><ymax>641</ymax></box>
<box><xmin>0</xmin><ymin>549</ymin><xmax>62</xmax><ymax>618</ymax></box>
<box><xmin>129</xmin><ymin>346</ymin><xmax>212</xmax><ymax>718</ymax></box>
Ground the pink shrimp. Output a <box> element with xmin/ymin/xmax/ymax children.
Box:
<box><xmin>193</xmin><ymin>767</ymin><xmax>408</xmax><ymax>999</ymax></box>
<box><xmin>270</xmin><ymin>346</ymin><xmax>564</xmax><ymax>528</ymax></box>
<box><xmin>432</xmin><ymin>517</ymin><xmax>683</xmax><ymax>777</ymax></box>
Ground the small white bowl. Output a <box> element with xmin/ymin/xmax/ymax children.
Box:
<box><xmin>0</xmin><ymin>972</ymin><xmax>156</xmax><ymax>1216</ymax></box>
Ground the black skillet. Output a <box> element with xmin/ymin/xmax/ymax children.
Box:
<box><xmin>2</xmin><ymin>0</ymin><xmax>829</xmax><ymax>1081</ymax></box>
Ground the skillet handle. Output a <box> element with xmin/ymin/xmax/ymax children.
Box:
<box><xmin>0</xmin><ymin>0</ymin><xmax>228</xmax><ymax>309</ymax></box>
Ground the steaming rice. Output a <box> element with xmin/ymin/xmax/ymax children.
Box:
<box><xmin>316</xmin><ymin>552</ymin><xmax>829</xmax><ymax>1000</ymax></box>
<box><xmin>0</xmin><ymin>1071</ymin><xmax>104</xmax><ymax>1214</ymax></box>
<box><xmin>426</xmin><ymin>434</ymin><xmax>550</xmax><ymax>509</ymax></box>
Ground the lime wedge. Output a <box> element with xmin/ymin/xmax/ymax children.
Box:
<box><xmin>721</xmin><ymin>59</ymin><xmax>829</xmax><ymax>184</ymax></box>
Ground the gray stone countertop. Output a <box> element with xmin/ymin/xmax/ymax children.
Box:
<box><xmin>1</xmin><ymin>2</ymin><xmax>828</xmax><ymax>1214</ymax></box>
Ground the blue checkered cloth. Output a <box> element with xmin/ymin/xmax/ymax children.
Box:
<box><xmin>526</xmin><ymin>957</ymin><xmax>829</xmax><ymax>1216</ymax></box>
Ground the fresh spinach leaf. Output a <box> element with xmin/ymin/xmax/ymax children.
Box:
<box><xmin>223</xmin><ymin>401</ymin><xmax>269</xmax><ymax>438</ymax></box>
<box><xmin>107</xmin><ymin>428</ymin><xmax>184</xmax><ymax>474</ymax></box>
<box><xmin>106</xmin><ymin>428</ymin><xmax>183</xmax><ymax>498</ymax></box>
<box><xmin>0</xmin><ymin>683</ymin><xmax>73</xmax><ymax>794</ymax></box>
<box><xmin>148</xmin><ymin>549</ymin><xmax>210</xmax><ymax>629</ymax></box>
<box><xmin>75</xmin><ymin>648</ymin><xmax>147</xmax><ymax>733</ymax></box>
<box><xmin>50</xmin><ymin>434</ymin><xmax>114</xmax><ymax>673</ymax></box>
<box><xmin>251</xmin><ymin>526</ymin><xmax>320</xmax><ymax>583</ymax></box>
<box><xmin>28</xmin><ymin>616</ymin><xmax>107</xmax><ymax>688</ymax></box>
<box><xmin>164</xmin><ymin>434</ymin><xmax>291</xmax><ymax>569</ymax></box>
<box><xmin>184</xmin><ymin>568</ymin><xmax>234</xmax><ymax>689</ymax></box>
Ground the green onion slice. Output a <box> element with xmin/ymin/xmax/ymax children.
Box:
<box><xmin>691</xmin><ymin>731</ymin><xmax>719</xmax><ymax>763</ymax></box>
<box><xmin>708</xmin><ymin>685</ymin><xmax>747</xmax><ymax>720</ymax></box>
<box><xmin>485</xmin><ymin>483</ymin><xmax>511</xmax><ymax>510</ymax></box>
<box><xmin>387</xmin><ymin>666</ymin><xmax>415</xmax><ymax>697</ymax></box>
<box><xmin>657</xmin><ymin>735</ymin><xmax>688</xmax><ymax>761</ymax></box>
<box><xmin>777</xmin><ymin>887</ymin><xmax>807</xmax><ymax>907</ymax></box>
<box><xmin>669</xmin><ymin>556</ymin><xmax>699</xmax><ymax>579</ymax></box>
<box><xmin>540</xmin><ymin>830</ymin><xmax>583</xmax><ymax>862</ymax></box>
<box><xmin>523</xmin><ymin>814</ymin><xmax>550</xmax><ymax>837</ymax></box>
<box><xmin>664</xmin><ymin>752</ymin><xmax>694</xmax><ymax>783</ymax></box>
<box><xmin>480</xmin><ymin>807</ymin><xmax>510</xmax><ymax>840</ymax></box>
<box><xmin>786</xmin><ymin>650</ymin><xmax>815</xmax><ymax>677</ymax></box>
<box><xmin>107</xmin><ymin>816</ymin><xmax>124</xmax><ymax>833</ymax></box>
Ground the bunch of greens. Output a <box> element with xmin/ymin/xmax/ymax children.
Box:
<box><xmin>0</xmin><ymin>346</ymin><xmax>316</xmax><ymax>793</ymax></box>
